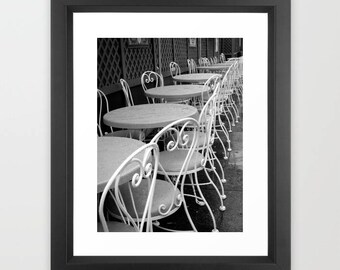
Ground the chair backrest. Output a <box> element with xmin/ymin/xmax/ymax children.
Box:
<box><xmin>98</xmin><ymin>142</ymin><xmax>160</xmax><ymax>232</ymax></box>
<box><xmin>198</xmin><ymin>87</ymin><xmax>219</xmax><ymax>165</ymax></box>
<box><xmin>198</xmin><ymin>74</ymin><xmax>221</xmax><ymax>110</ymax></box>
<box><xmin>150</xmin><ymin>117</ymin><xmax>200</xmax><ymax>205</ymax></box>
<box><xmin>201</xmin><ymin>57</ymin><xmax>210</xmax><ymax>66</ymax></box>
<box><xmin>220</xmin><ymin>53</ymin><xmax>225</xmax><ymax>62</ymax></box>
<box><xmin>97</xmin><ymin>89</ymin><xmax>113</xmax><ymax>136</ymax></box>
<box><xmin>187</xmin><ymin>59</ymin><xmax>197</xmax><ymax>74</ymax></box>
<box><xmin>120</xmin><ymin>79</ymin><xmax>134</xmax><ymax>106</ymax></box>
<box><xmin>213</xmin><ymin>56</ymin><xmax>218</xmax><ymax>64</ymax></box>
<box><xmin>169</xmin><ymin>62</ymin><xmax>181</xmax><ymax>77</ymax></box>
<box><xmin>187</xmin><ymin>59</ymin><xmax>192</xmax><ymax>73</ymax></box>
<box><xmin>141</xmin><ymin>71</ymin><xmax>164</xmax><ymax>103</ymax></box>
<box><xmin>221</xmin><ymin>65</ymin><xmax>234</xmax><ymax>90</ymax></box>
<box><xmin>190</xmin><ymin>59</ymin><xmax>197</xmax><ymax>73</ymax></box>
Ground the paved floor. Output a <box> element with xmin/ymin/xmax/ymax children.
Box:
<box><xmin>156</xmin><ymin>107</ymin><xmax>243</xmax><ymax>232</ymax></box>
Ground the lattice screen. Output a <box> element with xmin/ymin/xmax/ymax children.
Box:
<box><xmin>97</xmin><ymin>38</ymin><xmax>122</xmax><ymax>89</ymax></box>
<box><xmin>153</xmin><ymin>39</ymin><xmax>160</xmax><ymax>73</ymax></box>
<box><xmin>160</xmin><ymin>38</ymin><xmax>174</xmax><ymax>74</ymax></box>
<box><xmin>122</xmin><ymin>39</ymin><xmax>155</xmax><ymax>80</ymax></box>
<box><xmin>207</xmin><ymin>38</ymin><xmax>214</xmax><ymax>58</ymax></box>
<box><xmin>222</xmin><ymin>38</ymin><xmax>233</xmax><ymax>55</ymax></box>
<box><xmin>173</xmin><ymin>38</ymin><xmax>188</xmax><ymax>70</ymax></box>
<box><xmin>201</xmin><ymin>38</ymin><xmax>207</xmax><ymax>57</ymax></box>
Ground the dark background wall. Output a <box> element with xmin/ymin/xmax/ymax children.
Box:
<box><xmin>97</xmin><ymin>38</ymin><xmax>243</xmax><ymax>109</ymax></box>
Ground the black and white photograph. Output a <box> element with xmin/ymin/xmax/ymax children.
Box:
<box><xmin>96</xmin><ymin>38</ymin><xmax>243</xmax><ymax>232</ymax></box>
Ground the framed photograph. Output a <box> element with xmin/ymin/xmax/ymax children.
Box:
<box><xmin>51</xmin><ymin>0</ymin><xmax>290</xmax><ymax>270</ymax></box>
<box><xmin>189</xmin><ymin>38</ymin><xmax>197</xmax><ymax>47</ymax></box>
<box><xmin>127</xmin><ymin>38</ymin><xmax>149</xmax><ymax>47</ymax></box>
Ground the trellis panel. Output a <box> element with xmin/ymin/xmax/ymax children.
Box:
<box><xmin>160</xmin><ymin>38</ymin><xmax>174</xmax><ymax>76</ymax></box>
<box><xmin>207</xmin><ymin>38</ymin><xmax>214</xmax><ymax>58</ymax></box>
<box><xmin>97</xmin><ymin>38</ymin><xmax>122</xmax><ymax>90</ymax></box>
<box><xmin>201</xmin><ymin>38</ymin><xmax>207</xmax><ymax>57</ymax></box>
<box><xmin>122</xmin><ymin>38</ymin><xmax>155</xmax><ymax>83</ymax></box>
<box><xmin>173</xmin><ymin>38</ymin><xmax>188</xmax><ymax>72</ymax></box>
<box><xmin>222</xmin><ymin>38</ymin><xmax>233</xmax><ymax>56</ymax></box>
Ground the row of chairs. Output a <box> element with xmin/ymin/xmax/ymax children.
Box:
<box><xmin>97</xmin><ymin>56</ymin><xmax>243</xmax><ymax>153</ymax></box>
<box><xmin>99</xmin><ymin>76</ymin><xmax>228</xmax><ymax>232</ymax></box>
<box><xmin>97</xmin><ymin>57</ymin><xmax>244</xmax><ymax>232</ymax></box>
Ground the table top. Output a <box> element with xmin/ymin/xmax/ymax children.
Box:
<box><xmin>172</xmin><ymin>73</ymin><xmax>222</xmax><ymax>83</ymax></box>
<box><xmin>97</xmin><ymin>137</ymin><xmax>146</xmax><ymax>193</ymax></box>
<box><xmin>211</xmin><ymin>62</ymin><xmax>235</xmax><ymax>67</ymax></box>
<box><xmin>196</xmin><ymin>65</ymin><xmax>231</xmax><ymax>71</ymax></box>
<box><xmin>145</xmin><ymin>85</ymin><xmax>207</xmax><ymax>100</ymax></box>
<box><xmin>103</xmin><ymin>103</ymin><xmax>198</xmax><ymax>129</ymax></box>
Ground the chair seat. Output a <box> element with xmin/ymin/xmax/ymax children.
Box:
<box><xmin>164</xmin><ymin>98</ymin><xmax>191</xmax><ymax>104</ymax></box>
<box><xmin>106</xmin><ymin>129</ymin><xmax>145</xmax><ymax>141</ymax></box>
<box><xmin>97</xmin><ymin>221</ymin><xmax>136</xmax><ymax>232</ymax></box>
<box><xmin>184</xmin><ymin>130</ymin><xmax>211</xmax><ymax>147</ymax></box>
<box><xmin>159</xmin><ymin>150</ymin><xmax>204</xmax><ymax>172</ymax></box>
<box><xmin>108</xmin><ymin>179</ymin><xmax>181</xmax><ymax>219</ymax></box>
<box><xmin>221</xmin><ymin>88</ymin><xmax>233</xmax><ymax>94</ymax></box>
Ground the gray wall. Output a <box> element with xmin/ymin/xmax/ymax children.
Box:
<box><xmin>1</xmin><ymin>1</ymin><xmax>340</xmax><ymax>269</ymax></box>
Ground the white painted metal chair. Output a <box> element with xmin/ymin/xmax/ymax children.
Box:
<box><xmin>141</xmin><ymin>71</ymin><xmax>164</xmax><ymax>104</ymax></box>
<box><xmin>213</xmin><ymin>56</ymin><xmax>218</xmax><ymax>64</ymax></box>
<box><xmin>219</xmin><ymin>53</ymin><xmax>226</xmax><ymax>63</ymax></box>
<box><xmin>120</xmin><ymin>79</ymin><xmax>134</xmax><ymax>106</ymax></box>
<box><xmin>169</xmin><ymin>62</ymin><xmax>181</xmax><ymax>85</ymax></box>
<box><xmin>187</xmin><ymin>59</ymin><xmax>198</xmax><ymax>74</ymax></box>
<box><xmin>183</xmin><ymin>80</ymin><xmax>229</xmax><ymax>201</ymax></box>
<box><xmin>98</xmin><ymin>142</ymin><xmax>181</xmax><ymax>232</ymax></box>
<box><xmin>97</xmin><ymin>89</ymin><xmax>145</xmax><ymax>140</ymax></box>
<box><xmin>187</xmin><ymin>59</ymin><xmax>192</xmax><ymax>73</ymax></box>
<box><xmin>155</xmin><ymin>115</ymin><xmax>225</xmax><ymax>231</ymax></box>
<box><xmin>219</xmin><ymin>64</ymin><xmax>241</xmax><ymax>130</ymax></box>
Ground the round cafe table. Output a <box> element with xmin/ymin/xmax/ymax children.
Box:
<box><xmin>172</xmin><ymin>73</ymin><xmax>222</xmax><ymax>84</ymax></box>
<box><xmin>213</xmin><ymin>62</ymin><xmax>235</xmax><ymax>66</ymax></box>
<box><xmin>196</xmin><ymin>65</ymin><xmax>231</xmax><ymax>72</ymax></box>
<box><xmin>145</xmin><ymin>85</ymin><xmax>208</xmax><ymax>101</ymax></box>
<box><xmin>103</xmin><ymin>103</ymin><xmax>198</xmax><ymax>129</ymax></box>
<box><xmin>97</xmin><ymin>137</ymin><xmax>146</xmax><ymax>193</ymax></box>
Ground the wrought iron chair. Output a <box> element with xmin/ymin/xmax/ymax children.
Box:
<box><xmin>102</xmin><ymin>118</ymin><xmax>219</xmax><ymax>232</ymax></box>
<box><xmin>190</xmin><ymin>59</ymin><xmax>198</xmax><ymax>73</ymax></box>
<box><xmin>155</xmin><ymin>113</ymin><xmax>225</xmax><ymax>232</ymax></box>
<box><xmin>219</xmin><ymin>53</ymin><xmax>226</xmax><ymax>63</ymax></box>
<box><xmin>98</xmin><ymin>142</ymin><xmax>180</xmax><ymax>232</ymax></box>
<box><xmin>180</xmin><ymin>79</ymin><xmax>229</xmax><ymax>198</ymax></box>
<box><xmin>97</xmin><ymin>89</ymin><xmax>145</xmax><ymax>140</ymax></box>
<box><xmin>169</xmin><ymin>62</ymin><xmax>181</xmax><ymax>85</ymax></box>
<box><xmin>187</xmin><ymin>59</ymin><xmax>192</xmax><ymax>73</ymax></box>
<box><xmin>218</xmin><ymin>64</ymin><xmax>240</xmax><ymax>130</ymax></box>
<box><xmin>141</xmin><ymin>71</ymin><xmax>164</xmax><ymax>104</ymax></box>
<box><xmin>120</xmin><ymin>79</ymin><xmax>134</xmax><ymax>106</ymax></box>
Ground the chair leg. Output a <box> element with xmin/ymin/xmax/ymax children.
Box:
<box><xmin>224</xmin><ymin>99</ymin><xmax>236</xmax><ymax>127</ymax></box>
<box><xmin>202</xmin><ymin>167</ymin><xmax>226</xmax><ymax>210</ymax></box>
<box><xmin>217</xmin><ymin>114</ymin><xmax>232</xmax><ymax>152</ymax></box>
<box><xmin>192</xmin><ymin>170</ymin><xmax>219</xmax><ymax>232</ymax></box>
<box><xmin>230</xmin><ymin>95</ymin><xmax>240</xmax><ymax>122</ymax></box>
<box><xmin>214</xmin><ymin>128</ymin><xmax>228</xmax><ymax>159</ymax></box>
<box><xmin>189</xmin><ymin>174</ymin><xmax>205</xmax><ymax>206</ymax></box>
<box><xmin>208</xmin><ymin>146</ymin><xmax>227</xmax><ymax>185</ymax></box>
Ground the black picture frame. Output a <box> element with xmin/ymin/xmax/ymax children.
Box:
<box><xmin>51</xmin><ymin>0</ymin><xmax>291</xmax><ymax>269</ymax></box>
<box><xmin>189</xmin><ymin>38</ymin><xmax>197</xmax><ymax>47</ymax></box>
<box><xmin>127</xmin><ymin>38</ymin><xmax>149</xmax><ymax>47</ymax></box>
